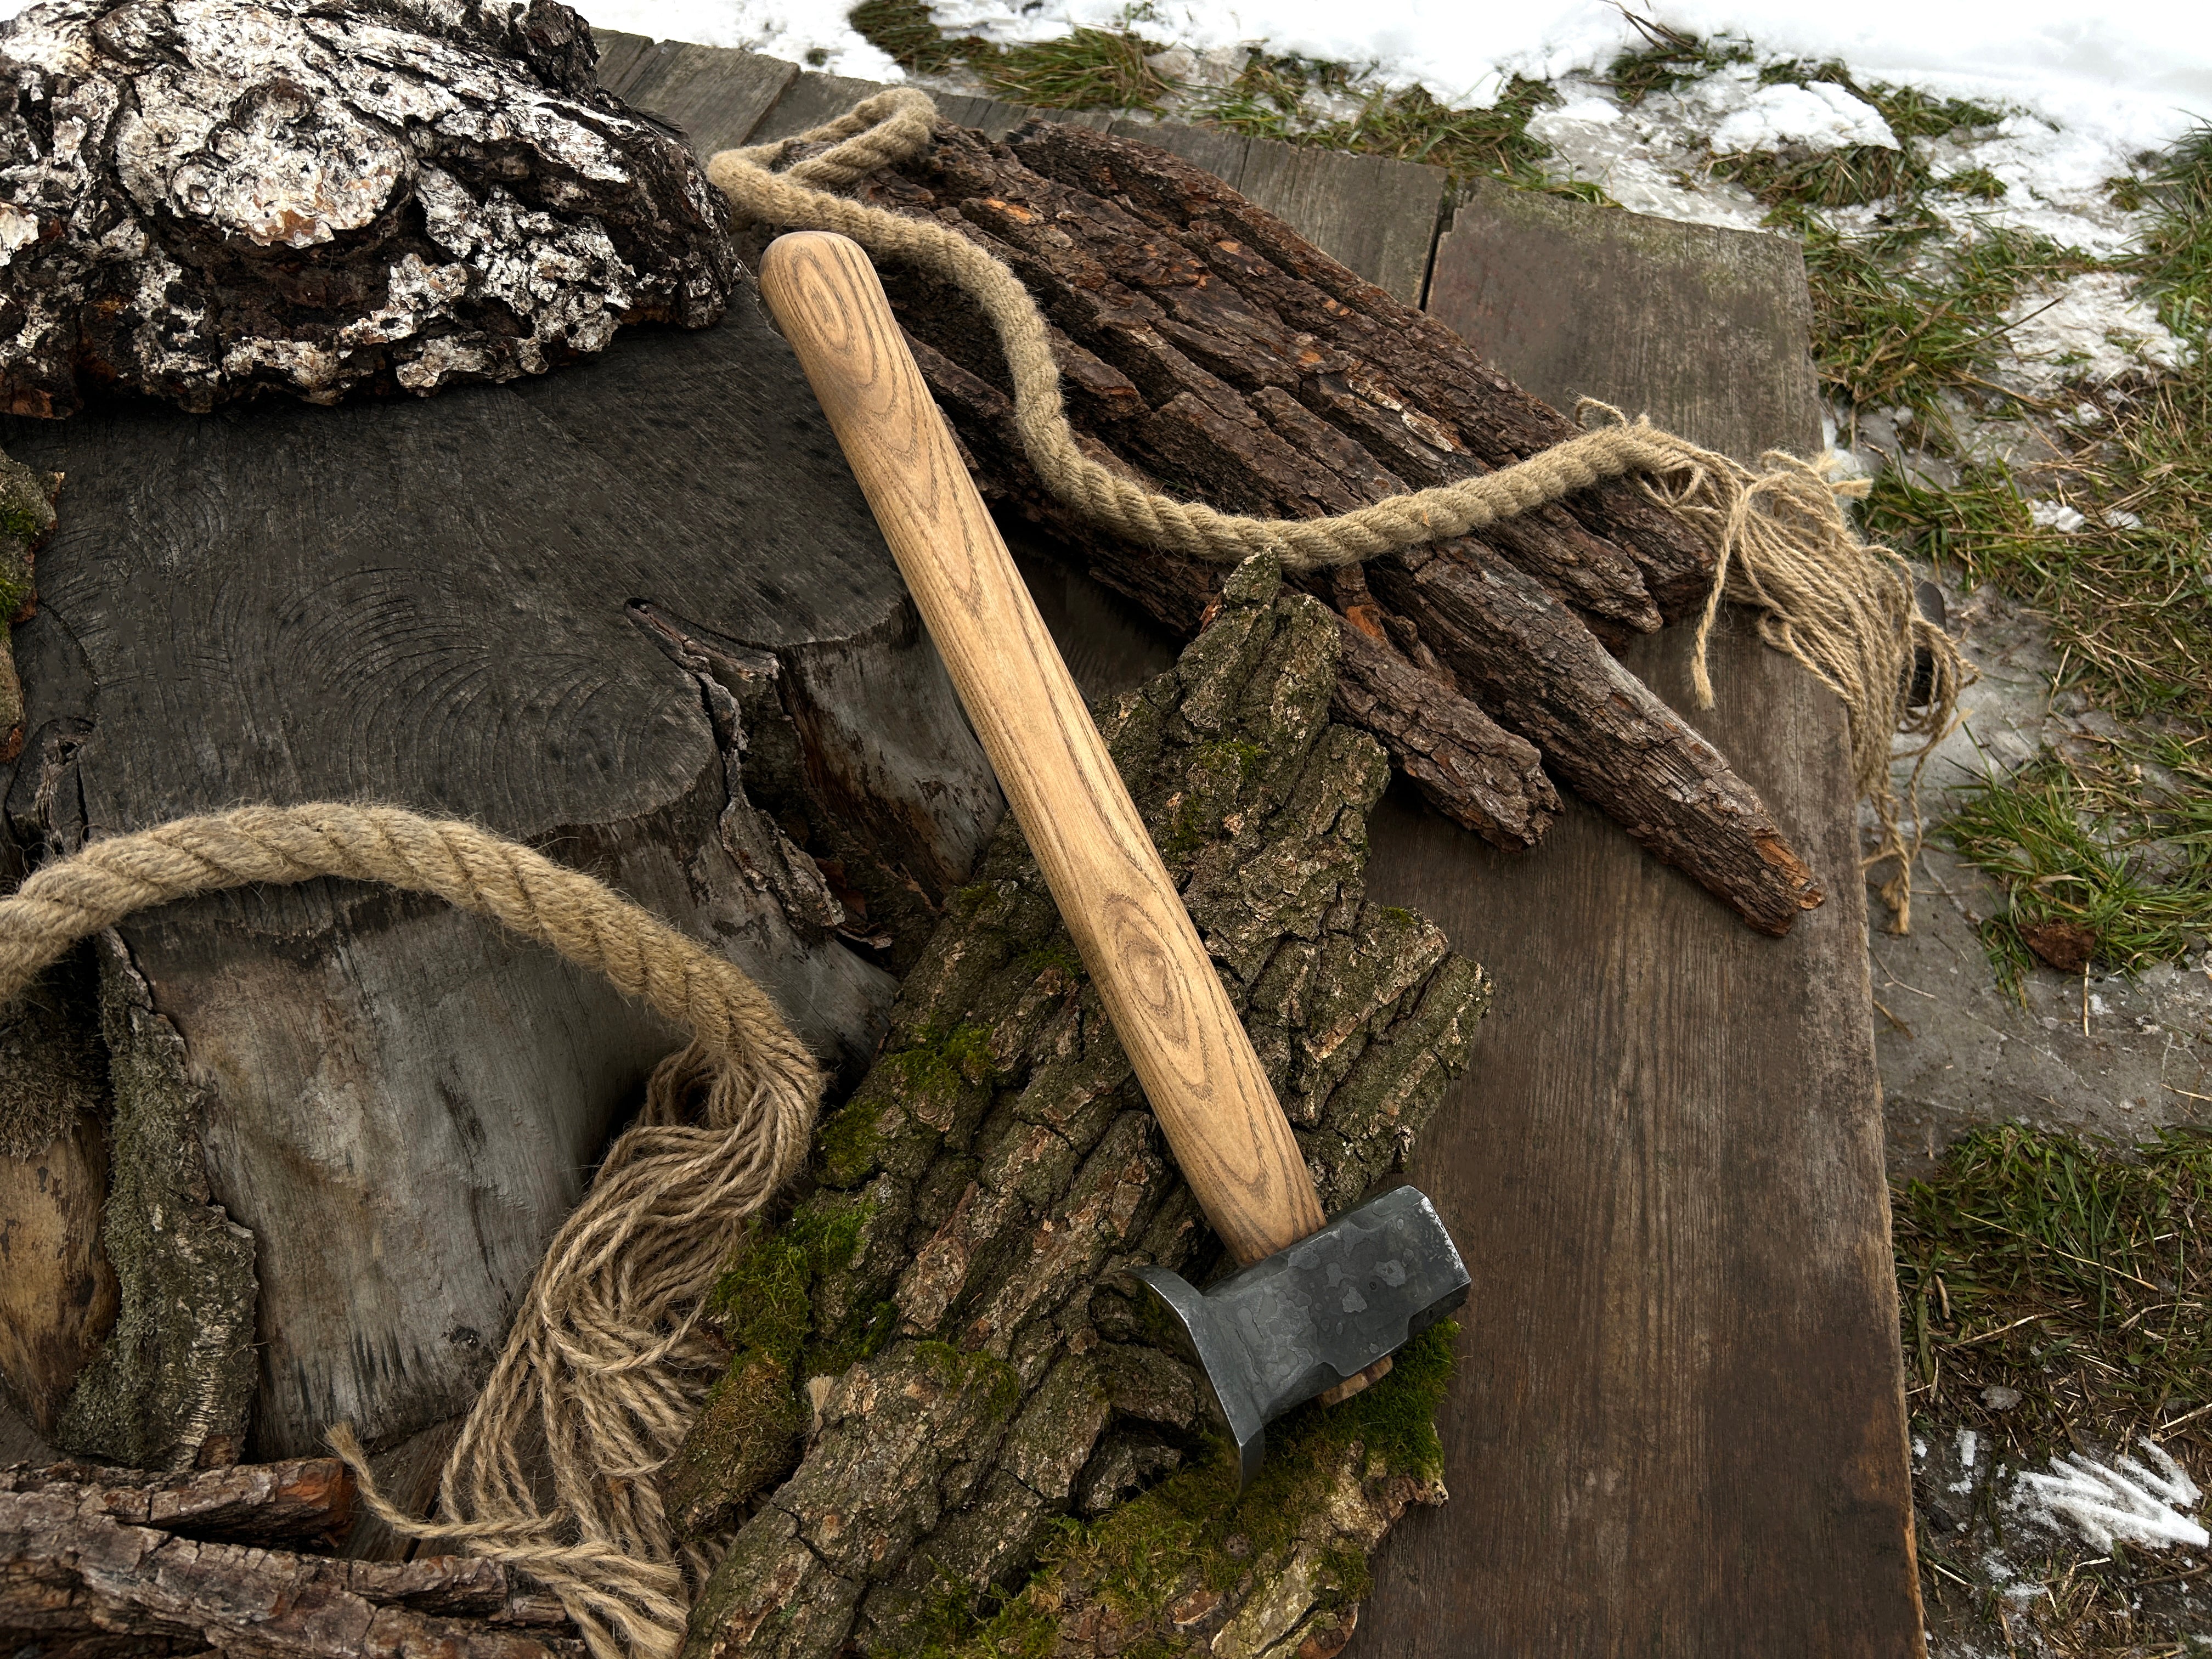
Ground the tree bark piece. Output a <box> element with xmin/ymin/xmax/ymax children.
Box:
<box><xmin>777</xmin><ymin>119</ymin><xmax>1822</xmax><ymax>928</ymax></box>
<box><xmin>0</xmin><ymin>450</ymin><xmax>58</xmax><ymax>766</ymax></box>
<box><xmin>4</xmin><ymin>1455</ymin><xmax>354</xmax><ymax>1548</ymax></box>
<box><xmin>0</xmin><ymin>287</ymin><xmax>1004</xmax><ymax>1465</ymax></box>
<box><xmin>1</xmin><ymin>1459</ymin><xmax>583</xmax><ymax>1657</ymax></box>
<box><xmin>674</xmin><ymin>557</ymin><xmax>1491</xmax><ymax>1659</ymax></box>
<box><xmin>0</xmin><ymin>0</ymin><xmax>735</xmax><ymax>416</ymax></box>
<box><xmin>1368</xmin><ymin>543</ymin><xmax>1823</xmax><ymax>935</ymax></box>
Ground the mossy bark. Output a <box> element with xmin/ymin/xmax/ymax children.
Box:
<box><xmin>673</xmin><ymin>556</ymin><xmax>1490</xmax><ymax>1659</ymax></box>
<box><xmin>52</xmin><ymin>938</ymin><xmax>257</xmax><ymax>1471</ymax></box>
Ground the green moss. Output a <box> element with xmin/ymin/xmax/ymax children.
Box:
<box><xmin>707</xmin><ymin>1206</ymin><xmax>868</xmax><ymax>1363</ymax></box>
<box><xmin>933</xmin><ymin>1324</ymin><xmax>1457</xmax><ymax>1656</ymax></box>
<box><xmin>1159</xmin><ymin>737</ymin><xmax>1266</xmax><ymax>859</ymax></box>
<box><xmin>889</xmin><ymin>1022</ymin><xmax>1003</xmax><ymax>1097</ymax></box>
<box><xmin>817</xmin><ymin>1096</ymin><xmax>894</xmax><ymax>1189</ymax></box>
<box><xmin>913</xmin><ymin>1339</ymin><xmax>1024</xmax><ymax>1420</ymax></box>
<box><xmin>1015</xmin><ymin>944</ymin><xmax>1082</xmax><ymax>981</ymax></box>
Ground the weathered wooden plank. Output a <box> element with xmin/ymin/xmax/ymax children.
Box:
<box><xmin>1348</xmin><ymin>201</ymin><xmax>1920</xmax><ymax>1654</ymax></box>
<box><xmin>1107</xmin><ymin>117</ymin><xmax>1251</xmax><ymax>189</ymax></box>
<box><xmin>589</xmin><ymin>27</ymin><xmax>655</xmax><ymax>96</ymax></box>
<box><xmin>930</xmin><ymin>94</ymin><xmax>1115</xmax><ymax>139</ymax></box>
<box><xmin>1229</xmin><ymin>142</ymin><xmax>1447</xmax><ymax>307</ymax></box>
<box><xmin>748</xmin><ymin>69</ymin><xmax>897</xmax><ymax>146</ymax></box>
<box><xmin>618</xmin><ymin>41</ymin><xmax>797</xmax><ymax>156</ymax></box>
<box><xmin>1426</xmin><ymin>178</ymin><xmax>1823</xmax><ymax>456</ymax></box>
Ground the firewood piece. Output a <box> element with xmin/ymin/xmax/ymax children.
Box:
<box><xmin>1330</xmin><ymin>622</ymin><xmax>1559</xmax><ymax>849</ymax></box>
<box><xmin>0</xmin><ymin>0</ymin><xmax>736</xmax><ymax>417</ymax></box>
<box><xmin>833</xmin><ymin>122</ymin><xmax>1816</xmax><ymax>927</ymax></box>
<box><xmin>1368</xmin><ymin>543</ymin><xmax>1824</xmax><ymax>934</ymax></box>
<box><xmin>889</xmin><ymin>136</ymin><xmax>1665</xmax><ymax>636</ymax></box>
<box><xmin>2</xmin><ymin>1457</ymin><xmax>352</xmax><ymax>1549</ymax></box>
<box><xmin>678</xmin><ymin>560</ymin><xmax>1491</xmax><ymax>1659</ymax></box>
<box><xmin>0</xmin><ymin>1466</ymin><xmax>582</xmax><ymax>1658</ymax></box>
<box><xmin>0</xmin><ymin>279</ymin><xmax>1003</xmax><ymax>1467</ymax></box>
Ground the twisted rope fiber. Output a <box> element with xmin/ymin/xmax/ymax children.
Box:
<box><xmin>712</xmin><ymin>89</ymin><xmax>1967</xmax><ymax>924</ymax></box>
<box><xmin>0</xmin><ymin>803</ymin><xmax>824</xmax><ymax>1659</ymax></box>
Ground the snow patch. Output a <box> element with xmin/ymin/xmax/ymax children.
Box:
<box><xmin>2013</xmin><ymin>1445</ymin><xmax>2208</xmax><ymax>1553</ymax></box>
<box><xmin>1997</xmin><ymin>273</ymin><xmax>2194</xmax><ymax>395</ymax></box>
<box><xmin>1711</xmin><ymin>78</ymin><xmax>1898</xmax><ymax>153</ymax></box>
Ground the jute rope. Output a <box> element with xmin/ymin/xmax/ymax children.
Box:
<box><xmin>708</xmin><ymin>88</ymin><xmax>1967</xmax><ymax>925</ymax></box>
<box><xmin>0</xmin><ymin>803</ymin><xmax>823</xmax><ymax>1659</ymax></box>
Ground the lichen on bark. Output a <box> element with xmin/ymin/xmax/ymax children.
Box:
<box><xmin>0</xmin><ymin>0</ymin><xmax>736</xmax><ymax>416</ymax></box>
<box><xmin>671</xmin><ymin>555</ymin><xmax>1489</xmax><ymax>1659</ymax></box>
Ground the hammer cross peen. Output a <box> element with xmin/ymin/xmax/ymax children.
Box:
<box><xmin>760</xmin><ymin>232</ymin><xmax>1470</xmax><ymax>1487</ymax></box>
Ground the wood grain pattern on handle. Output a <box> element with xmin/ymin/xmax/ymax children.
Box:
<box><xmin>759</xmin><ymin>230</ymin><xmax>1325</xmax><ymax>1267</ymax></box>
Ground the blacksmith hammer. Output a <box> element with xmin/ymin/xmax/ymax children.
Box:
<box><xmin>760</xmin><ymin>232</ymin><xmax>1470</xmax><ymax>1488</ymax></box>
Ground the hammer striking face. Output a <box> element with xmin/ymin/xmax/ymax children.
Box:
<box><xmin>1136</xmin><ymin>1185</ymin><xmax>1470</xmax><ymax>1490</ymax></box>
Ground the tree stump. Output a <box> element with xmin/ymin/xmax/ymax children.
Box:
<box><xmin>670</xmin><ymin>556</ymin><xmax>1491</xmax><ymax>1659</ymax></box>
<box><xmin>0</xmin><ymin>290</ymin><xmax>1007</xmax><ymax>1474</ymax></box>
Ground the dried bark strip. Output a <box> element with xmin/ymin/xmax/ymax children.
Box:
<box><xmin>4</xmin><ymin>1455</ymin><xmax>355</xmax><ymax>1548</ymax></box>
<box><xmin>0</xmin><ymin>1460</ymin><xmax>584</xmax><ymax>1657</ymax></box>
<box><xmin>674</xmin><ymin>558</ymin><xmax>1490</xmax><ymax>1659</ymax></box>
<box><xmin>788</xmin><ymin>119</ymin><xmax>1822</xmax><ymax>927</ymax></box>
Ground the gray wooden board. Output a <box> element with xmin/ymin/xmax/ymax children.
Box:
<box><xmin>1107</xmin><ymin>117</ymin><xmax>1251</xmax><ymax>193</ymax></box>
<box><xmin>1234</xmin><ymin>142</ymin><xmax>1447</xmax><ymax>307</ymax></box>
<box><xmin>590</xmin><ymin>27</ymin><xmax>654</xmax><ymax>97</ymax></box>
<box><xmin>1344</xmin><ymin>198</ymin><xmax>1922</xmax><ymax>1653</ymax></box>
<box><xmin>0</xmin><ymin>297</ymin><xmax>1002</xmax><ymax>1459</ymax></box>
<box><xmin>748</xmin><ymin>69</ymin><xmax>900</xmax><ymax>146</ymax></box>
<box><xmin>617</xmin><ymin>41</ymin><xmax>797</xmax><ymax>159</ymax></box>
<box><xmin>1427</xmin><ymin>177</ymin><xmax>1824</xmax><ymax>458</ymax></box>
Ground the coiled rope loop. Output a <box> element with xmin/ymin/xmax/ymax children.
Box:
<box><xmin>0</xmin><ymin>803</ymin><xmax>824</xmax><ymax>1659</ymax></box>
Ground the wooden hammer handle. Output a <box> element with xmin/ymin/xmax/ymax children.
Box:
<box><xmin>759</xmin><ymin>230</ymin><xmax>1324</xmax><ymax>1267</ymax></box>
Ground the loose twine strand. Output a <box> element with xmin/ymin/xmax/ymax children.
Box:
<box><xmin>0</xmin><ymin>803</ymin><xmax>824</xmax><ymax>1659</ymax></box>
<box><xmin>709</xmin><ymin>88</ymin><xmax>1968</xmax><ymax>927</ymax></box>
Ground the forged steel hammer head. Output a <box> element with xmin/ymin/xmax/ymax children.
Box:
<box><xmin>1135</xmin><ymin>1185</ymin><xmax>1470</xmax><ymax>1489</ymax></box>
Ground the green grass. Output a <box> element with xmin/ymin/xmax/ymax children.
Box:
<box><xmin>1196</xmin><ymin>55</ymin><xmax>1607</xmax><ymax>198</ymax></box>
<box><xmin>1896</xmin><ymin>1125</ymin><xmax>2212</xmax><ymax>1462</ymax></box>
<box><xmin>1864</xmin><ymin>380</ymin><xmax>2212</xmax><ymax>723</ymax></box>
<box><xmin>1798</xmin><ymin>218</ymin><xmax>2094</xmax><ymax>413</ymax></box>
<box><xmin>848</xmin><ymin>0</ymin><xmax>982</xmax><ymax>77</ymax></box>
<box><xmin>1940</xmin><ymin>737</ymin><xmax>2212</xmax><ymax>987</ymax></box>
<box><xmin>1601</xmin><ymin>19</ymin><xmax>1753</xmax><ymax>106</ymax></box>
<box><xmin>985</xmin><ymin>27</ymin><xmax>1172</xmax><ymax>114</ymax></box>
